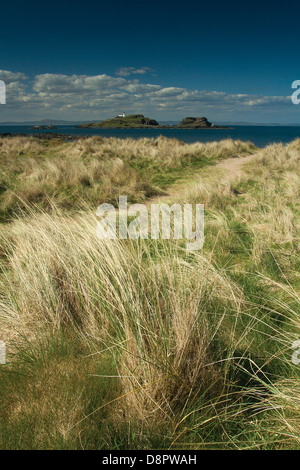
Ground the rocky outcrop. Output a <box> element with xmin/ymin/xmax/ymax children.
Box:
<box><xmin>177</xmin><ymin>117</ymin><xmax>213</xmax><ymax>128</ymax></box>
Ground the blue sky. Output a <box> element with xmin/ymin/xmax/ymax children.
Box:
<box><xmin>0</xmin><ymin>0</ymin><xmax>300</xmax><ymax>122</ymax></box>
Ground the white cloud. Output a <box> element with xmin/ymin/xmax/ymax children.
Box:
<box><xmin>115</xmin><ymin>66</ymin><xmax>155</xmax><ymax>77</ymax></box>
<box><xmin>0</xmin><ymin>69</ymin><xmax>295</xmax><ymax>122</ymax></box>
<box><xmin>0</xmin><ymin>70</ymin><xmax>27</xmax><ymax>84</ymax></box>
<box><xmin>121</xmin><ymin>81</ymin><xmax>161</xmax><ymax>94</ymax></box>
<box><xmin>33</xmin><ymin>73</ymin><xmax>127</xmax><ymax>94</ymax></box>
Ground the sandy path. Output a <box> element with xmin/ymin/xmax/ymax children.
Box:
<box><xmin>147</xmin><ymin>151</ymin><xmax>259</xmax><ymax>205</ymax></box>
<box><xmin>215</xmin><ymin>152</ymin><xmax>258</xmax><ymax>178</ymax></box>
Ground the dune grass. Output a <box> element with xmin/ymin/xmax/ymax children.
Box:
<box><xmin>0</xmin><ymin>136</ymin><xmax>299</xmax><ymax>449</ymax></box>
<box><xmin>0</xmin><ymin>136</ymin><xmax>256</xmax><ymax>221</ymax></box>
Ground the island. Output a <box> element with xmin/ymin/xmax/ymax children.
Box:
<box><xmin>78</xmin><ymin>114</ymin><xmax>159</xmax><ymax>129</ymax></box>
<box><xmin>177</xmin><ymin>117</ymin><xmax>215</xmax><ymax>128</ymax></box>
<box><xmin>77</xmin><ymin>114</ymin><xmax>228</xmax><ymax>129</ymax></box>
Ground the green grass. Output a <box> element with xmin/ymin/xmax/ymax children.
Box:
<box><xmin>0</xmin><ymin>136</ymin><xmax>299</xmax><ymax>449</ymax></box>
<box><xmin>0</xmin><ymin>136</ymin><xmax>256</xmax><ymax>221</ymax></box>
<box><xmin>0</xmin><ymin>333</ymin><xmax>121</xmax><ymax>450</ymax></box>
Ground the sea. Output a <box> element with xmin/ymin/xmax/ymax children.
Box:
<box><xmin>1</xmin><ymin>125</ymin><xmax>300</xmax><ymax>148</ymax></box>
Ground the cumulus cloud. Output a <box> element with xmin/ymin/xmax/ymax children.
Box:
<box><xmin>115</xmin><ymin>66</ymin><xmax>155</xmax><ymax>77</ymax></box>
<box><xmin>0</xmin><ymin>70</ymin><xmax>27</xmax><ymax>84</ymax></box>
<box><xmin>0</xmin><ymin>68</ymin><xmax>294</xmax><ymax>122</ymax></box>
<box><xmin>33</xmin><ymin>73</ymin><xmax>127</xmax><ymax>94</ymax></box>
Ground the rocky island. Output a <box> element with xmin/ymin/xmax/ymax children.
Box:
<box><xmin>77</xmin><ymin>114</ymin><xmax>227</xmax><ymax>129</ymax></box>
<box><xmin>78</xmin><ymin>114</ymin><xmax>159</xmax><ymax>129</ymax></box>
<box><xmin>177</xmin><ymin>117</ymin><xmax>215</xmax><ymax>128</ymax></box>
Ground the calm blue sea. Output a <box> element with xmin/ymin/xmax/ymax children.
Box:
<box><xmin>1</xmin><ymin>125</ymin><xmax>300</xmax><ymax>148</ymax></box>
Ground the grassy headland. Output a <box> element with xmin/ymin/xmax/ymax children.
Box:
<box><xmin>0</xmin><ymin>135</ymin><xmax>299</xmax><ymax>449</ymax></box>
<box><xmin>79</xmin><ymin>114</ymin><xmax>160</xmax><ymax>129</ymax></box>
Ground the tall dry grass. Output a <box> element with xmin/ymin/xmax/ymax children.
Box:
<box><xmin>0</xmin><ymin>211</ymin><xmax>270</xmax><ymax>440</ymax></box>
<box><xmin>0</xmin><ymin>136</ymin><xmax>256</xmax><ymax>219</ymax></box>
<box><xmin>0</xmin><ymin>136</ymin><xmax>299</xmax><ymax>449</ymax></box>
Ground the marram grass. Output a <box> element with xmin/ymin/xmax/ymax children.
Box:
<box><xmin>0</xmin><ymin>136</ymin><xmax>299</xmax><ymax>449</ymax></box>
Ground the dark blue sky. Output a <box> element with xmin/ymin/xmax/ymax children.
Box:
<box><xmin>1</xmin><ymin>0</ymin><xmax>300</xmax><ymax>122</ymax></box>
